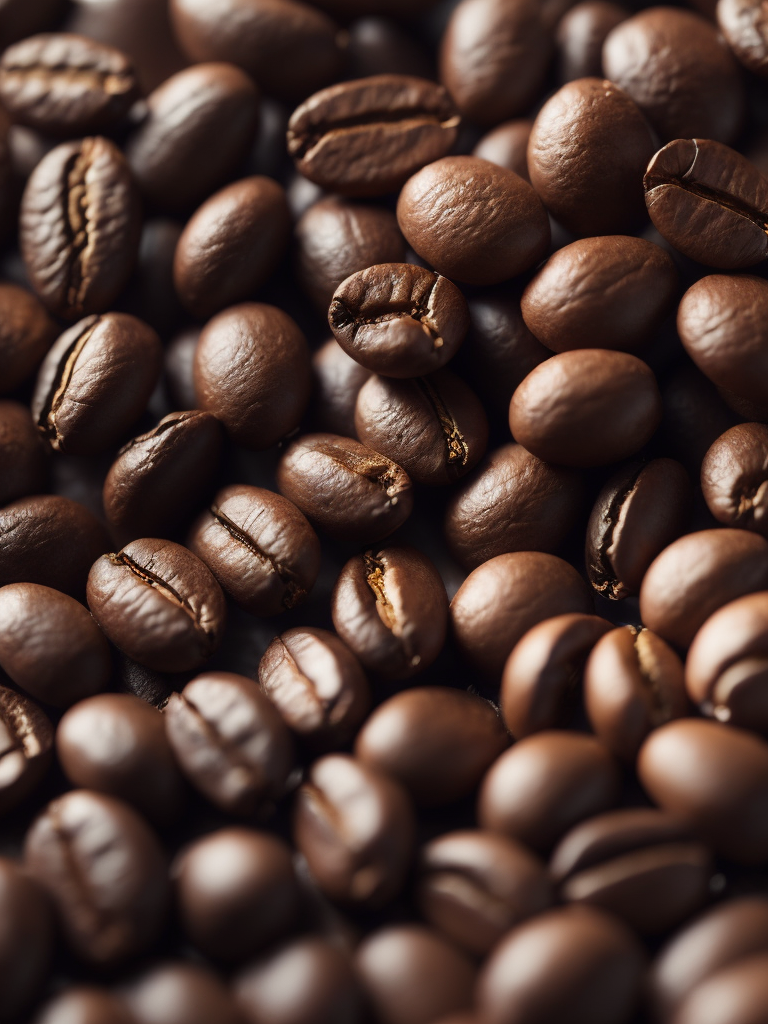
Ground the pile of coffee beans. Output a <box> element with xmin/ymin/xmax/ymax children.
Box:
<box><xmin>6</xmin><ymin>0</ymin><xmax>768</xmax><ymax>1021</ymax></box>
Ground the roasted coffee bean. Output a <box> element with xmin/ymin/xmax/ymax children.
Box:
<box><xmin>0</xmin><ymin>283</ymin><xmax>56</xmax><ymax>394</ymax></box>
<box><xmin>416</xmin><ymin>830</ymin><xmax>553</xmax><ymax>956</ymax></box>
<box><xmin>0</xmin><ymin>400</ymin><xmax>46</xmax><ymax>505</ymax></box>
<box><xmin>638</xmin><ymin>719</ymin><xmax>768</xmax><ymax>864</ymax></box>
<box><xmin>701</xmin><ymin>424</ymin><xmax>768</xmax><ymax>534</ymax></box>
<box><xmin>0</xmin><ymin>583</ymin><xmax>110</xmax><ymax>707</ymax></box>
<box><xmin>355</xmin><ymin>687</ymin><xmax>509</xmax><ymax>806</ymax></box>
<box><xmin>258</xmin><ymin>627</ymin><xmax>370</xmax><ymax>750</ymax></box>
<box><xmin>32</xmin><ymin>313</ymin><xmax>163</xmax><ymax>456</ymax></box>
<box><xmin>658</xmin><ymin>362</ymin><xmax>736</xmax><ymax>477</ymax></box>
<box><xmin>21</xmin><ymin>136</ymin><xmax>141</xmax><ymax>319</ymax></box>
<box><xmin>310</xmin><ymin>338</ymin><xmax>372</xmax><ymax>438</ymax></box>
<box><xmin>354</xmin><ymin>370</ymin><xmax>488</xmax><ymax>486</ymax></box>
<box><xmin>397</xmin><ymin>156</ymin><xmax>550</xmax><ymax>286</ymax></box>
<box><xmin>174</xmin><ymin>176</ymin><xmax>291</xmax><ymax>319</ymax></box>
<box><xmin>165</xmin><ymin>672</ymin><xmax>294</xmax><ymax>815</ymax></box>
<box><xmin>586</xmin><ymin>458</ymin><xmax>691</xmax><ymax>600</ymax></box>
<box><xmin>293</xmin><ymin>753</ymin><xmax>415</xmax><ymax>907</ymax></box>
<box><xmin>0</xmin><ymin>33</ymin><xmax>139</xmax><ymax>136</ymax></box>
<box><xmin>24</xmin><ymin>789</ymin><xmax>168</xmax><ymax>964</ymax></box>
<box><xmin>164</xmin><ymin>328</ymin><xmax>199</xmax><ymax>410</ymax></box>
<box><xmin>123</xmin><ymin>961</ymin><xmax>245</xmax><ymax>1024</ymax></box>
<box><xmin>126</xmin><ymin>62</ymin><xmax>259</xmax><ymax>212</ymax></box>
<box><xmin>87</xmin><ymin>538</ymin><xmax>226</xmax><ymax>673</ymax></box>
<box><xmin>551</xmin><ymin>808</ymin><xmax>712</xmax><ymax>934</ymax></box>
<box><xmin>509</xmin><ymin>350</ymin><xmax>663</xmax><ymax>468</ymax></box>
<box><xmin>639</xmin><ymin>528</ymin><xmax>768</xmax><ymax>649</ymax></box>
<box><xmin>345</xmin><ymin>16</ymin><xmax>434</xmax><ymax>80</ymax></box>
<box><xmin>501</xmin><ymin>613</ymin><xmax>613</xmax><ymax>739</ymax></box>
<box><xmin>555</xmin><ymin>1</ymin><xmax>629</xmax><ymax>83</ymax></box>
<box><xmin>478</xmin><ymin>731</ymin><xmax>621</xmax><ymax>854</ymax></box>
<box><xmin>0</xmin><ymin>684</ymin><xmax>53</xmax><ymax>814</ymax></box>
<box><xmin>472</xmin><ymin>119</ymin><xmax>532</xmax><ymax>179</ymax></box>
<box><xmin>57</xmin><ymin>694</ymin><xmax>184</xmax><ymax>822</ymax></box>
<box><xmin>673</xmin><ymin>954</ymin><xmax>768</xmax><ymax>1024</ymax></box>
<box><xmin>355</xmin><ymin>925</ymin><xmax>476</xmax><ymax>1024</ymax></box>
<box><xmin>193</xmin><ymin>303</ymin><xmax>311</xmax><ymax>450</ymax></box>
<box><xmin>718</xmin><ymin>0</ymin><xmax>768</xmax><ymax>76</ymax></box>
<box><xmin>0</xmin><ymin>858</ymin><xmax>53</xmax><ymax>1024</ymax></box>
<box><xmin>173</xmin><ymin>828</ymin><xmax>300</xmax><ymax>963</ymax></box>
<box><xmin>451</xmin><ymin>551</ymin><xmax>594</xmax><ymax>679</ymax></box>
<box><xmin>331</xmin><ymin>546</ymin><xmax>448</xmax><ymax>679</ymax></box>
<box><xmin>328</xmin><ymin>264</ymin><xmax>470</xmax><ymax>378</ymax></box>
<box><xmin>603</xmin><ymin>7</ymin><xmax>745</xmax><ymax>144</ymax></box>
<box><xmin>521</xmin><ymin>237</ymin><xmax>679</xmax><ymax>353</ymax></box>
<box><xmin>527</xmin><ymin>78</ymin><xmax>655</xmax><ymax>237</ymax></box>
<box><xmin>477</xmin><ymin>905</ymin><xmax>645</xmax><ymax>1024</ymax></box>
<box><xmin>445</xmin><ymin>443</ymin><xmax>584</xmax><ymax>570</ymax></box>
<box><xmin>276</xmin><ymin>433</ymin><xmax>413</xmax><ymax>543</ymax></box>
<box><xmin>34</xmin><ymin>988</ymin><xmax>136</xmax><ymax>1024</ymax></box>
<box><xmin>287</xmin><ymin>75</ymin><xmax>459</xmax><ymax>197</ymax></box>
<box><xmin>0</xmin><ymin>494</ymin><xmax>109</xmax><ymax>599</ymax></box>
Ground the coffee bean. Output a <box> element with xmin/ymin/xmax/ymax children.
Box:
<box><xmin>0</xmin><ymin>684</ymin><xmax>53</xmax><ymax>814</ymax></box>
<box><xmin>24</xmin><ymin>789</ymin><xmax>169</xmax><ymax>964</ymax></box>
<box><xmin>0</xmin><ymin>283</ymin><xmax>56</xmax><ymax>394</ymax></box>
<box><xmin>87</xmin><ymin>538</ymin><xmax>226</xmax><ymax>672</ymax></box>
<box><xmin>164</xmin><ymin>328</ymin><xmax>199</xmax><ymax>411</ymax></box>
<box><xmin>674</xmin><ymin>954</ymin><xmax>768</xmax><ymax>1024</ymax></box>
<box><xmin>193</xmin><ymin>303</ymin><xmax>311</xmax><ymax>450</ymax></box>
<box><xmin>293</xmin><ymin>753</ymin><xmax>415</xmax><ymax>907</ymax></box>
<box><xmin>555</xmin><ymin>1</ymin><xmax>629</xmax><ymax>83</ymax></box>
<box><xmin>329</xmin><ymin>264</ymin><xmax>470</xmax><ymax>378</ymax></box>
<box><xmin>397</xmin><ymin>156</ymin><xmax>550</xmax><ymax>286</ymax></box>
<box><xmin>0</xmin><ymin>400</ymin><xmax>46</xmax><ymax>505</ymax></box>
<box><xmin>346</xmin><ymin>16</ymin><xmax>435</xmax><ymax>80</ymax></box>
<box><xmin>0</xmin><ymin>858</ymin><xmax>53</xmax><ymax>1023</ymax></box>
<box><xmin>32</xmin><ymin>313</ymin><xmax>163</xmax><ymax>455</ymax></box>
<box><xmin>501</xmin><ymin>613</ymin><xmax>613</xmax><ymax>739</ymax></box>
<box><xmin>310</xmin><ymin>338</ymin><xmax>372</xmax><ymax>438</ymax></box>
<box><xmin>658</xmin><ymin>362</ymin><xmax>737</xmax><ymax>476</ymax></box>
<box><xmin>21</xmin><ymin>136</ymin><xmax>141</xmax><ymax>319</ymax></box>
<box><xmin>509</xmin><ymin>350</ymin><xmax>662</xmax><ymax>468</ymax></box>
<box><xmin>701</xmin><ymin>423</ymin><xmax>768</xmax><ymax>534</ymax></box>
<box><xmin>122</xmin><ymin>961</ymin><xmax>246</xmax><ymax>1024</ymax></box>
<box><xmin>164</xmin><ymin>671</ymin><xmax>295</xmax><ymax>815</ymax></box>
<box><xmin>276</xmin><ymin>433</ymin><xmax>413</xmax><ymax>543</ymax></box>
<box><xmin>331</xmin><ymin>545</ymin><xmax>448</xmax><ymax>679</ymax></box>
<box><xmin>258</xmin><ymin>627</ymin><xmax>370</xmax><ymax>750</ymax></box>
<box><xmin>472</xmin><ymin>119</ymin><xmax>533</xmax><ymax>179</ymax></box>
<box><xmin>34</xmin><ymin>988</ymin><xmax>136</xmax><ymax>1024</ymax></box>
<box><xmin>287</xmin><ymin>74</ymin><xmax>459</xmax><ymax>197</ymax></box>
<box><xmin>718</xmin><ymin>0</ymin><xmax>768</xmax><ymax>76</ymax></box>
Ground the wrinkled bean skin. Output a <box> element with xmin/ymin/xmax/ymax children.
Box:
<box><xmin>0</xmin><ymin>858</ymin><xmax>53</xmax><ymax>1024</ymax></box>
<box><xmin>0</xmin><ymin>400</ymin><xmax>46</xmax><ymax>505</ymax></box>
<box><xmin>0</xmin><ymin>283</ymin><xmax>56</xmax><ymax>394</ymax></box>
<box><xmin>701</xmin><ymin>423</ymin><xmax>768</xmax><ymax>534</ymax></box>
<box><xmin>0</xmin><ymin>684</ymin><xmax>53</xmax><ymax>815</ymax></box>
<box><xmin>122</xmin><ymin>961</ymin><xmax>246</xmax><ymax>1024</ymax></box>
<box><xmin>718</xmin><ymin>0</ymin><xmax>768</xmax><ymax>77</ymax></box>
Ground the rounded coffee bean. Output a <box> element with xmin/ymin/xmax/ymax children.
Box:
<box><xmin>0</xmin><ymin>684</ymin><xmax>53</xmax><ymax>814</ymax></box>
<box><xmin>293</xmin><ymin>753</ymin><xmax>415</xmax><ymax>907</ymax></box>
<box><xmin>397</xmin><ymin>156</ymin><xmax>549</xmax><ymax>286</ymax></box>
<box><xmin>0</xmin><ymin>401</ymin><xmax>46</xmax><ymax>505</ymax></box>
<box><xmin>718</xmin><ymin>0</ymin><xmax>768</xmax><ymax>76</ymax></box>
<box><xmin>355</xmin><ymin>687</ymin><xmax>509</xmax><ymax>806</ymax></box>
<box><xmin>0</xmin><ymin>858</ymin><xmax>53</xmax><ymax>1024</ymax></box>
<box><xmin>501</xmin><ymin>613</ymin><xmax>613</xmax><ymax>739</ymax></box>
<box><xmin>639</xmin><ymin>528</ymin><xmax>768</xmax><ymax>649</ymax></box>
<box><xmin>586</xmin><ymin>458</ymin><xmax>691</xmax><ymax>600</ymax></box>
<box><xmin>21</xmin><ymin>136</ymin><xmax>140</xmax><ymax>319</ymax></box>
<box><xmin>331</xmin><ymin>546</ymin><xmax>448</xmax><ymax>679</ymax></box>
<box><xmin>0</xmin><ymin>283</ymin><xmax>56</xmax><ymax>394</ymax></box>
<box><xmin>57</xmin><ymin>694</ymin><xmax>184</xmax><ymax>822</ymax></box>
<box><xmin>701</xmin><ymin>423</ymin><xmax>768</xmax><ymax>534</ymax></box>
<box><xmin>193</xmin><ymin>303</ymin><xmax>311</xmax><ymax>450</ymax></box>
<box><xmin>122</xmin><ymin>961</ymin><xmax>245</xmax><ymax>1024</ymax></box>
<box><xmin>527</xmin><ymin>78</ymin><xmax>655</xmax><ymax>237</ymax></box>
<box><xmin>165</xmin><ymin>672</ymin><xmax>295</xmax><ymax>816</ymax></box>
<box><xmin>173</xmin><ymin>828</ymin><xmax>300</xmax><ymax>962</ymax></box>
<box><xmin>258</xmin><ymin>627</ymin><xmax>370</xmax><ymax>750</ymax></box>
<box><xmin>126</xmin><ymin>63</ymin><xmax>259</xmax><ymax>212</ymax></box>
<box><xmin>556</xmin><ymin>1</ymin><xmax>629</xmax><ymax>83</ymax></box>
<box><xmin>24</xmin><ymin>789</ymin><xmax>168</xmax><ymax>964</ymax></box>
<box><xmin>34</xmin><ymin>988</ymin><xmax>135</xmax><ymax>1024</ymax></box>
<box><xmin>310</xmin><ymin>338</ymin><xmax>371</xmax><ymax>437</ymax></box>
<box><xmin>32</xmin><ymin>313</ymin><xmax>163</xmax><ymax>455</ymax></box>
<box><xmin>445</xmin><ymin>443</ymin><xmax>584</xmax><ymax>570</ymax></box>
<box><xmin>477</xmin><ymin>905</ymin><xmax>644</xmax><ymax>1024</ymax></box>
<box><xmin>188</xmin><ymin>485</ymin><xmax>321</xmax><ymax>616</ymax></box>
<box><xmin>174</xmin><ymin>176</ymin><xmax>291</xmax><ymax>319</ymax></box>
<box><xmin>276</xmin><ymin>433</ymin><xmax>413</xmax><ymax>543</ymax></box>
<box><xmin>472</xmin><ymin>119</ymin><xmax>533</xmax><ymax>179</ymax></box>
<box><xmin>674</xmin><ymin>954</ymin><xmax>768</xmax><ymax>1024</ymax></box>
<box><xmin>354</xmin><ymin>370</ymin><xmax>488</xmax><ymax>486</ymax></box>
<box><xmin>509</xmin><ymin>350</ymin><xmax>662</xmax><ymax>468</ymax></box>
<box><xmin>287</xmin><ymin>74</ymin><xmax>459</xmax><ymax>197</ymax></box>
<box><xmin>638</xmin><ymin>719</ymin><xmax>768</xmax><ymax>864</ymax></box>
<box><xmin>0</xmin><ymin>33</ymin><xmax>139</xmax><ymax>136</ymax></box>
<box><xmin>451</xmin><ymin>551</ymin><xmax>594</xmax><ymax>679</ymax></box>
<box><xmin>416</xmin><ymin>830</ymin><xmax>553</xmax><ymax>956</ymax></box>
<box><xmin>328</xmin><ymin>264</ymin><xmax>469</xmax><ymax>378</ymax></box>
<box><xmin>521</xmin><ymin>237</ymin><xmax>679</xmax><ymax>353</ymax></box>
<box><xmin>87</xmin><ymin>538</ymin><xmax>226</xmax><ymax>672</ymax></box>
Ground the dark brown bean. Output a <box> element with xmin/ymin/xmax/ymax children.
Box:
<box><xmin>122</xmin><ymin>961</ymin><xmax>246</xmax><ymax>1024</ymax></box>
<box><xmin>310</xmin><ymin>338</ymin><xmax>372</xmax><ymax>438</ymax></box>
<box><xmin>35</xmin><ymin>988</ymin><xmax>136</xmax><ymax>1024</ymax></box>
<box><xmin>658</xmin><ymin>362</ymin><xmax>736</xmax><ymax>478</ymax></box>
<box><xmin>0</xmin><ymin>684</ymin><xmax>53</xmax><ymax>815</ymax></box>
<box><xmin>0</xmin><ymin>283</ymin><xmax>56</xmax><ymax>395</ymax></box>
<box><xmin>0</xmin><ymin>858</ymin><xmax>53</xmax><ymax>1024</ymax></box>
<box><xmin>0</xmin><ymin>400</ymin><xmax>46</xmax><ymax>505</ymax></box>
<box><xmin>673</xmin><ymin>954</ymin><xmax>768</xmax><ymax>1024</ymax></box>
<box><xmin>701</xmin><ymin>423</ymin><xmax>768</xmax><ymax>534</ymax></box>
<box><xmin>472</xmin><ymin>119</ymin><xmax>533</xmax><ymax>179</ymax></box>
<box><xmin>555</xmin><ymin>1</ymin><xmax>629</xmax><ymax>83</ymax></box>
<box><xmin>718</xmin><ymin>0</ymin><xmax>768</xmax><ymax>76</ymax></box>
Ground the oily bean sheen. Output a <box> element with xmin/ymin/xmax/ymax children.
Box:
<box><xmin>20</xmin><ymin>136</ymin><xmax>141</xmax><ymax>319</ymax></box>
<box><xmin>521</xmin><ymin>237</ymin><xmax>679</xmax><ymax>353</ymax></box>
<box><xmin>287</xmin><ymin>75</ymin><xmax>459</xmax><ymax>198</ymax></box>
<box><xmin>674</xmin><ymin>955</ymin><xmax>768</xmax><ymax>1024</ymax></box>
<box><xmin>556</xmin><ymin>1</ymin><xmax>629</xmax><ymax>83</ymax></box>
<box><xmin>310</xmin><ymin>338</ymin><xmax>372</xmax><ymax>437</ymax></box>
<box><xmin>586</xmin><ymin>458</ymin><xmax>691</xmax><ymax>600</ymax></box>
<box><xmin>328</xmin><ymin>264</ymin><xmax>469</xmax><ymax>378</ymax></box>
<box><xmin>527</xmin><ymin>78</ymin><xmax>655</xmax><ymax>237</ymax></box>
<box><xmin>86</xmin><ymin>538</ymin><xmax>226</xmax><ymax>673</ymax></box>
<box><xmin>701</xmin><ymin>423</ymin><xmax>768</xmax><ymax>534</ymax></box>
<box><xmin>354</xmin><ymin>370</ymin><xmax>488</xmax><ymax>486</ymax></box>
<box><xmin>35</xmin><ymin>988</ymin><xmax>135</xmax><ymax>1024</ymax></box>
<box><xmin>718</xmin><ymin>0</ymin><xmax>768</xmax><ymax>77</ymax></box>
<box><xmin>24</xmin><ymin>790</ymin><xmax>168</xmax><ymax>964</ymax></box>
<box><xmin>0</xmin><ymin>858</ymin><xmax>53</xmax><ymax>1023</ymax></box>
<box><xmin>644</xmin><ymin>139</ymin><xmax>768</xmax><ymax>270</ymax></box>
<box><xmin>472</xmin><ymin>118</ymin><xmax>533</xmax><ymax>180</ymax></box>
<box><xmin>0</xmin><ymin>684</ymin><xmax>53</xmax><ymax>814</ymax></box>
<box><xmin>0</xmin><ymin>33</ymin><xmax>139</xmax><ymax>135</ymax></box>
<box><xmin>0</xmin><ymin>400</ymin><xmax>46</xmax><ymax>505</ymax></box>
<box><xmin>0</xmin><ymin>283</ymin><xmax>56</xmax><ymax>394</ymax></box>
<box><xmin>397</xmin><ymin>156</ymin><xmax>550</xmax><ymax>286</ymax></box>
<box><xmin>510</xmin><ymin>350</ymin><xmax>662</xmax><ymax>468</ymax></box>
<box><xmin>276</xmin><ymin>433</ymin><xmax>413</xmax><ymax>542</ymax></box>
<box><xmin>32</xmin><ymin>313</ymin><xmax>162</xmax><ymax>455</ymax></box>
<box><xmin>123</xmin><ymin>962</ymin><xmax>246</xmax><ymax>1024</ymax></box>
